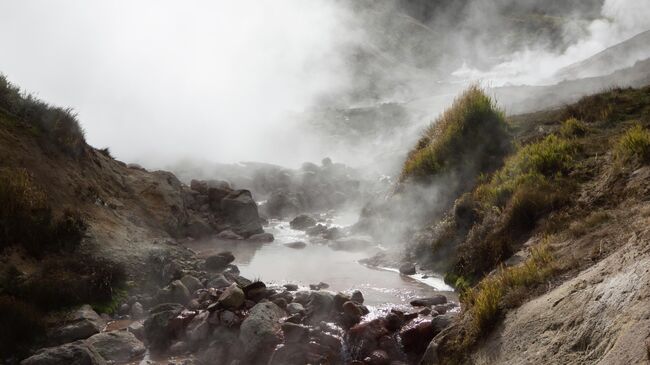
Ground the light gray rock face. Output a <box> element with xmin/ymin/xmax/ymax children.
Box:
<box><xmin>85</xmin><ymin>330</ymin><xmax>145</xmax><ymax>364</ymax></box>
<box><xmin>239</xmin><ymin>302</ymin><xmax>285</xmax><ymax>361</ymax></box>
<box><xmin>21</xmin><ymin>341</ymin><xmax>107</xmax><ymax>365</ymax></box>
<box><xmin>50</xmin><ymin>305</ymin><xmax>105</xmax><ymax>345</ymax></box>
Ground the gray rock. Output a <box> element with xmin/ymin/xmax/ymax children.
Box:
<box><xmin>399</xmin><ymin>263</ymin><xmax>416</xmax><ymax>275</ymax></box>
<box><xmin>305</xmin><ymin>291</ymin><xmax>335</xmax><ymax>323</ymax></box>
<box><xmin>410</xmin><ymin>295</ymin><xmax>447</xmax><ymax>307</ymax></box>
<box><xmin>143</xmin><ymin>303</ymin><xmax>185</xmax><ymax>350</ymax></box>
<box><xmin>186</xmin><ymin>311</ymin><xmax>210</xmax><ymax>346</ymax></box>
<box><xmin>216</xmin><ymin>229</ymin><xmax>244</xmax><ymax>240</ymax></box>
<box><xmin>247</xmin><ymin>232</ymin><xmax>274</xmax><ymax>243</ymax></box>
<box><xmin>283</xmin><ymin>284</ymin><xmax>299</xmax><ymax>291</ymax></box>
<box><xmin>221</xmin><ymin>190</ymin><xmax>264</xmax><ymax>237</ymax></box>
<box><xmin>219</xmin><ymin>283</ymin><xmax>245</xmax><ymax>310</ymax></box>
<box><xmin>130</xmin><ymin>302</ymin><xmax>144</xmax><ymax>320</ymax></box>
<box><xmin>284</xmin><ymin>241</ymin><xmax>306</xmax><ymax>249</ymax></box>
<box><xmin>289</xmin><ymin>215</ymin><xmax>316</xmax><ymax>230</ymax></box>
<box><xmin>156</xmin><ymin>280</ymin><xmax>191</xmax><ymax>305</ymax></box>
<box><xmin>207</xmin><ymin>274</ymin><xmax>232</xmax><ymax>289</ymax></box>
<box><xmin>205</xmin><ymin>252</ymin><xmax>235</xmax><ymax>271</ymax></box>
<box><xmin>180</xmin><ymin>275</ymin><xmax>204</xmax><ymax>294</ymax></box>
<box><xmin>127</xmin><ymin>321</ymin><xmax>144</xmax><ymax>341</ymax></box>
<box><xmin>85</xmin><ymin>330</ymin><xmax>145</xmax><ymax>364</ymax></box>
<box><xmin>239</xmin><ymin>302</ymin><xmax>285</xmax><ymax>360</ymax></box>
<box><xmin>50</xmin><ymin>305</ymin><xmax>105</xmax><ymax>345</ymax></box>
<box><xmin>286</xmin><ymin>302</ymin><xmax>305</xmax><ymax>315</ymax></box>
<box><xmin>351</xmin><ymin>290</ymin><xmax>364</xmax><ymax>304</ymax></box>
<box><xmin>21</xmin><ymin>341</ymin><xmax>107</xmax><ymax>365</ymax></box>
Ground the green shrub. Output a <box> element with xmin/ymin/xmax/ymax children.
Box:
<box><xmin>476</xmin><ymin>134</ymin><xmax>575</xmax><ymax>207</ymax></box>
<box><xmin>400</xmin><ymin>85</ymin><xmax>510</xmax><ymax>183</ymax></box>
<box><xmin>560</xmin><ymin>118</ymin><xmax>588</xmax><ymax>137</ymax></box>
<box><xmin>0</xmin><ymin>75</ymin><xmax>85</xmax><ymax>156</ymax></box>
<box><xmin>615</xmin><ymin>123</ymin><xmax>650</xmax><ymax>164</ymax></box>
<box><xmin>0</xmin><ymin>168</ymin><xmax>86</xmax><ymax>256</ymax></box>
<box><xmin>0</xmin><ymin>295</ymin><xmax>45</xmax><ymax>357</ymax></box>
<box><xmin>23</xmin><ymin>256</ymin><xmax>126</xmax><ymax>311</ymax></box>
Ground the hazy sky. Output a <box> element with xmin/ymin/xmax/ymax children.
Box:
<box><xmin>0</xmin><ymin>1</ymin><xmax>353</xmax><ymax>167</ymax></box>
<box><xmin>1</xmin><ymin>0</ymin><xmax>648</xmax><ymax>169</ymax></box>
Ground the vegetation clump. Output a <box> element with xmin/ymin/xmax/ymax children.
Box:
<box><xmin>0</xmin><ymin>168</ymin><xmax>86</xmax><ymax>256</ymax></box>
<box><xmin>0</xmin><ymin>74</ymin><xmax>85</xmax><ymax>156</ymax></box>
<box><xmin>464</xmin><ymin>244</ymin><xmax>555</xmax><ymax>336</ymax></box>
<box><xmin>559</xmin><ymin>118</ymin><xmax>588</xmax><ymax>137</ymax></box>
<box><xmin>615</xmin><ymin>123</ymin><xmax>650</xmax><ymax>164</ymax></box>
<box><xmin>400</xmin><ymin>85</ymin><xmax>511</xmax><ymax>184</ymax></box>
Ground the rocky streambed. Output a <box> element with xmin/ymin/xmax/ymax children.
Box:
<box><xmin>20</xmin><ymin>213</ymin><xmax>457</xmax><ymax>365</ymax></box>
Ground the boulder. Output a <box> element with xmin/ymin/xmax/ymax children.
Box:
<box><xmin>205</xmin><ymin>252</ymin><xmax>235</xmax><ymax>271</ymax></box>
<box><xmin>351</xmin><ymin>290</ymin><xmax>364</xmax><ymax>304</ymax></box>
<box><xmin>306</xmin><ymin>224</ymin><xmax>328</xmax><ymax>237</ymax></box>
<box><xmin>399</xmin><ymin>263</ymin><xmax>416</xmax><ymax>275</ymax></box>
<box><xmin>221</xmin><ymin>190</ymin><xmax>264</xmax><ymax>237</ymax></box>
<box><xmin>365</xmin><ymin>349</ymin><xmax>390</xmax><ymax>365</ymax></box>
<box><xmin>286</xmin><ymin>302</ymin><xmax>305</xmax><ymax>315</ymax></box>
<box><xmin>185</xmin><ymin>216</ymin><xmax>213</xmax><ymax>238</ymax></box>
<box><xmin>207</xmin><ymin>186</ymin><xmax>232</xmax><ymax>210</ymax></box>
<box><xmin>130</xmin><ymin>302</ymin><xmax>144</xmax><ymax>319</ymax></box>
<box><xmin>239</xmin><ymin>302</ymin><xmax>285</xmax><ymax>362</ymax></box>
<box><xmin>85</xmin><ymin>330</ymin><xmax>145</xmax><ymax>364</ymax></box>
<box><xmin>127</xmin><ymin>321</ymin><xmax>144</xmax><ymax>341</ymax></box>
<box><xmin>284</xmin><ymin>241</ymin><xmax>306</xmax><ymax>249</ymax></box>
<box><xmin>216</xmin><ymin>229</ymin><xmax>244</xmax><ymax>240</ymax></box>
<box><xmin>21</xmin><ymin>341</ymin><xmax>106</xmax><ymax>365</ymax></box>
<box><xmin>281</xmin><ymin>322</ymin><xmax>310</xmax><ymax>343</ymax></box>
<box><xmin>289</xmin><ymin>215</ymin><xmax>317</xmax><ymax>230</ymax></box>
<box><xmin>180</xmin><ymin>275</ymin><xmax>204</xmax><ymax>294</ymax></box>
<box><xmin>156</xmin><ymin>280</ymin><xmax>191</xmax><ymax>305</ymax></box>
<box><xmin>50</xmin><ymin>305</ymin><xmax>105</xmax><ymax>345</ymax></box>
<box><xmin>219</xmin><ymin>283</ymin><xmax>245</xmax><ymax>310</ymax></box>
<box><xmin>186</xmin><ymin>311</ymin><xmax>211</xmax><ymax>346</ymax></box>
<box><xmin>305</xmin><ymin>291</ymin><xmax>335</xmax><ymax>323</ymax></box>
<box><xmin>190</xmin><ymin>179</ymin><xmax>209</xmax><ymax>194</ymax></box>
<box><xmin>207</xmin><ymin>274</ymin><xmax>232</xmax><ymax>289</ymax></box>
<box><xmin>143</xmin><ymin>303</ymin><xmax>185</xmax><ymax>350</ymax></box>
<box><xmin>347</xmin><ymin>319</ymin><xmax>390</xmax><ymax>360</ymax></box>
<box><xmin>248</xmin><ymin>232</ymin><xmax>274</xmax><ymax>243</ymax></box>
<box><xmin>410</xmin><ymin>295</ymin><xmax>447</xmax><ymax>307</ymax></box>
<box><xmin>283</xmin><ymin>284</ymin><xmax>299</xmax><ymax>291</ymax></box>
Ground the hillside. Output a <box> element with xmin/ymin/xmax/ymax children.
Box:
<box><xmin>417</xmin><ymin>86</ymin><xmax>650</xmax><ymax>364</ymax></box>
<box><xmin>555</xmin><ymin>30</ymin><xmax>650</xmax><ymax>81</ymax></box>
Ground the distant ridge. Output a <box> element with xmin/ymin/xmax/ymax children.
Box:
<box><xmin>555</xmin><ymin>29</ymin><xmax>650</xmax><ymax>81</ymax></box>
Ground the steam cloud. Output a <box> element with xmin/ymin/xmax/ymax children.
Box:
<box><xmin>0</xmin><ymin>0</ymin><xmax>648</xmax><ymax>169</ymax></box>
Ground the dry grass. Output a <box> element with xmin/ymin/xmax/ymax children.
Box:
<box><xmin>568</xmin><ymin>211</ymin><xmax>611</xmax><ymax>237</ymax></box>
<box><xmin>0</xmin><ymin>74</ymin><xmax>85</xmax><ymax>156</ymax></box>
<box><xmin>615</xmin><ymin>123</ymin><xmax>650</xmax><ymax>165</ymax></box>
<box><xmin>464</xmin><ymin>244</ymin><xmax>555</xmax><ymax>337</ymax></box>
<box><xmin>400</xmin><ymin>85</ymin><xmax>510</xmax><ymax>183</ymax></box>
<box><xmin>560</xmin><ymin>118</ymin><xmax>588</xmax><ymax>138</ymax></box>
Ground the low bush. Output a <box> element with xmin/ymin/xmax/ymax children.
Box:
<box><xmin>23</xmin><ymin>256</ymin><xmax>126</xmax><ymax>311</ymax></box>
<box><xmin>0</xmin><ymin>74</ymin><xmax>85</xmax><ymax>156</ymax></box>
<box><xmin>0</xmin><ymin>168</ymin><xmax>86</xmax><ymax>256</ymax></box>
<box><xmin>615</xmin><ymin>123</ymin><xmax>650</xmax><ymax>164</ymax></box>
<box><xmin>400</xmin><ymin>85</ymin><xmax>510</xmax><ymax>183</ymax></box>
<box><xmin>0</xmin><ymin>295</ymin><xmax>45</xmax><ymax>357</ymax></box>
<box><xmin>559</xmin><ymin>118</ymin><xmax>588</xmax><ymax>137</ymax></box>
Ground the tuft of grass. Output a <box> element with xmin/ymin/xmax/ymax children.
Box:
<box><xmin>615</xmin><ymin>123</ymin><xmax>650</xmax><ymax>165</ymax></box>
<box><xmin>568</xmin><ymin>211</ymin><xmax>611</xmax><ymax>238</ymax></box>
<box><xmin>0</xmin><ymin>74</ymin><xmax>85</xmax><ymax>156</ymax></box>
<box><xmin>0</xmin><ymin>168</ymin><xmax>87</xmax><ymax>256</ymax></box>
<box><xmin>400</xmin><ymin>85</ymin><xmax>510</xmax><ymax>183</ymax></box>
<box><xmin>559</xmin><ymin>118</ymin><xmax>588</xmax><ymax>138</ymax></box>
<box><xmin>464</xmin><ymin>244</ymin><xmax>555</xmax><ymax>336</ymax></box>
<box><xmin>475</xmin><ymin>134</ymin><xmax>576</xmax><ymax>207</ymax></box>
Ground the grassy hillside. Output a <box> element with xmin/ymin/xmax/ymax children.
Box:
<box><xmin>422</xmin><ymin>85</ymin><xmax>650</xmax><ymax>363</ymax></box>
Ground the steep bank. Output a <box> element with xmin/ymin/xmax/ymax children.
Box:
<box><xmin>416</xmin><ymin>86</ymin><xmax>650</xmax><ymax>364</ymax></box>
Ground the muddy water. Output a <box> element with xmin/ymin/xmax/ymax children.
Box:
<box><xmin>186</xmin><ymin>217</ymin><xmax>455</xmax><ymax>309</ymax></box>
